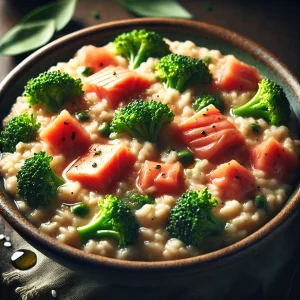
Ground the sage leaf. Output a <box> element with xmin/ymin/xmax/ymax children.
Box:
<box><xmin>22</xmin><ymin>0</ymin><xmax>77</xmax><ymax>31</ymax></box>
<box><xmin>117</xmin><ymin>0</ymin><xmax>192</xmax><ymax>19</ymax></box>
<box><xmin>0</xmin><ymin>20</ymin><xmax>55</xmax><ymax>56</ymax></box>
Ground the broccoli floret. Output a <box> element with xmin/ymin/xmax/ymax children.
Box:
<box><xmin>113</xmin><ymin>29</ymin><xmax>170</xmax><ymax>69</ymax></box>
<box><xmin>123</xmin><ymin>192</ymin><xmax>155</xmax><ymax>210</ymax></box>
<box><xmin>155</xmin><ymin>54</ymin><xmax>212</xmax><ymax>92</ymax></box>
<box><xmin>0</xmin><ymin>113</ymin><xmax>40</xmax><ymax>153</ymax></box>
<box><xmin>232</xmin><ymin>78</ymin><xmax>291</xmax><ymax>126</ymax></box>
<box><xmin>167</xmin><ymin>188</ymin><xmax>225</xmax><ymax>248</ymax></box>
<box><xmin>77</xmin><ymin>195</ymin><xmax>139</xmax><ymax>248</ymax></box>
<box><xmin>16</xmin><ymin>151</ymin><xmax>65</xmax><ymax>209</ymax></box>
<box><xmin>193</xmin><ymin>94</ymin><xmax>224</xmax><ymax>112</ymax></box>
<box><xmin>110</xmin><ymin>99</ymin><xmax>174</xmax><ymax>144</ymax></box>
<box><xmin>24</xmin><ymin>70</ymin><xmax>83</xmax><ymax>113</ymax></box>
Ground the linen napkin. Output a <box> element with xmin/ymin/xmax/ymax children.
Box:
<box><xmin>1</xmin><ymin>214</ymin><xmax>300</xmax><ymax>300</ymax></box>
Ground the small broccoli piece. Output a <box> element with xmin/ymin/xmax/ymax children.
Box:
<box><xmin>24</xmin><ymin>70</ymin><xmax>83</xmax><ymax>113</ymax></box>
<box><xmin>193</xmin><ymin>94</ymin><xmax>224</xmax><ymax>112</ymax></box>
<box><xmin>167</xmin><ymin>188</ymin><xmax>225</xmax><ymax>248</ymax></box>
<box><xmin>110</xmin><ymin>99</ymin><xmax>174</xmax><ymax>144</ymax></box>
<box><xmin>202</xmin><ymin>56</ymin><xmax>211</xmax><ymax>66</ymax></box>
<box><xmin>232</xmin><ymin>78</ymin><xmax>291</xmax><ymax>126</ymax></box>
<box><xmin>77</xmin><ymin>195</ymin><xmax>139</xmax><ymax>248</ymax></box>
<box><xmin>123</xmin><ymin>192</ymin><xmax>155</xmax><ymax>210</ymax></box>
<box><xmin>0</xmin><ymin>113</ymin><xmax>40</xmax><ymax>153</ymax></box>
<box><xmin>113</xmin><ymin>29</ymin><xmax>170</xmax><ymax>69</ymax></box>
<box><xmin>155</xmin><ymin>54</ymin><xmax>212</xmax><ymax>92</ymax></box>
<box><xmin>16</xmin><ymin>151</ymin><xmax>65</xmax><ymax>209</ymax></box>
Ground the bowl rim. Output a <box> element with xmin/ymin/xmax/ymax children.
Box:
<box><xmin>0</xmin><ymin>17</ymin><xmax>299</xmax><ymax>273</ymax></box>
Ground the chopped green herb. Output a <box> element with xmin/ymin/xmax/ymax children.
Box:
<box><xmin>155</xmin><ymin>164</ymin><xmax>161</xmax><ymax>170</ymax></box>
<box><xmin>75</xmin><ymin>111</ymin><xmax>89</xmax><ymax>122</ymax></box>
<box><xmin>94</xmin><ymin>151</ymin><xmax>102</xmax><ymax>156</ymax></box>
<box><xmin>98</xmin><ymin>122</ymin><xmax>111</xmax><ymax>137</ymax></box>
<box><xmin>81</xmin><ymin>67</ymin><xmax>94</xmax><ymax>77</ymax></box>
<box><xmin>91</xmin><ymin>10</ymin><xmax>100</xmax><ymax>20</ymax></box>
<box><xmin>92</xmin><ymin>162</ymin><xmax>97</xmax><ymax>168</ymax></box>
<box><xmin>71</xmin><ymin>202</ymin><xmax>89</xmax><ymax>217</ymax></box>
<box><xmin>177</xmin><ymin>149</ymin><xmax>194</xmax><ymax>165</ymax></box>
<box><xmin>202</xmin><ymin>56</ymin><xmax>211</xmax><ymax>66</ymax></box>
<box><xmin>251</xmin><ymin>123</ymin><xmax>261</xmax><ymax>134</ymax></box>
<box><xmin>254</xmin><ymin>195</ymin><xmax>266</xmax><ymax>209</ymax></box>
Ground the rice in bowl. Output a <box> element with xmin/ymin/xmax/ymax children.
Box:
<box><xmin>0</xmin><ymin>30</ymin><xmax>299</xmax><ymax>261</ymax></box>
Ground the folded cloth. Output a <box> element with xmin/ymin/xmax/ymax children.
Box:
<box><xmin>2</xmin><ymin>215</ymin><xmax>300</xmax><ymax>300</ymax></box>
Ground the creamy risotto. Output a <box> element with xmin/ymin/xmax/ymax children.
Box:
<box><xmin>0</xmin><ymin>30</ymin><xmax>299</xmax><ymax>261</ymax></box>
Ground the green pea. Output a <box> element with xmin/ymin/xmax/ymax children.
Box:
<box><xmin>75</xmin><ymin>111</ymin><xmax>90</xmax><ymax>122</ymax></box>
<box><xmin>71</xmin><ymin>203</ymin><xmax>89</xmax><ymax>217</ymax></box>
<box><xmin>98</xmin><ymin>122</ymin><xmax>111</xmax><ymax>137</ymax></box>
<box><xmin>177</xmin><ymin>149</ymin><xmax>194</xmax><ymax>165</ymax></box>
<box><xmin>254</xmin><ymin>195</ymin><xmax>266</xmax><ymax>209</ymax></box>
<box><xmin>251</xmin><ymin>123</ymin><xmax>261</xmax><ymax>134</ymax></box>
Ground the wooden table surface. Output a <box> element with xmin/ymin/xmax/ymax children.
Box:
<box><xmin>0</xmin><ymin>1</ymin><xmax>299</xmax><ymax>299</ymax></box>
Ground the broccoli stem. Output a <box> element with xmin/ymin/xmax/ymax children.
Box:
<box><xmin>232</xmin><ymin>93</ymin><xmax>269</xmax><ymax>120</ymax></box>
<box><xmin>52</xmin><ymin>173</ymin><xmax>65</xmax><ymax>187</ymax></box>
<box><xmin>132</xmin><ymin>43</ymin><xmax>147</xmax><ymax>69</ymax></box>
<box><xmin>78</xmin><ymin>213</ymin><xmax>120</xmax><ymax>244</ymax></box>
<box><xmin>80</xmin><ymin>229</ymin><xmax>120</xmax><ymax>243</ymax></box>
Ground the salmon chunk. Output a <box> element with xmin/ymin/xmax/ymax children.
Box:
<box><xmin>249</xmin><ymin>137</ymin><xmax>299</xmax><ymax>180</ymax></box>
<box><xmin>137</xmin><ymin>160</ymin><xmax>184</xmax><ymax>195</ymax></box>
<box><xmin>40</xmin><ymin>109</ymin><xmax>91</xmax><ymax>157</ymax></box>
<box><xmin>209</xmin><ymin>160</ymin><xmax>256</xmax><ymax>201</ymax></box>
<box><xmin>76</xmin><ymin>45</ymin><xmax>118</xmax><ymax>73</ymax></box>
<box><xmin>216</xmin><ymin>57</ymin><xmax>260</xmax><ymax>92</ymax></box>
<box><xmin>178</xmin><ymin>105</ymin><xmax>245</xmax><ymax>162</ymax></box>
<box><xmin>83</xmin><ymin>66</ymin><xmax>151</xmax><ymax>108</ymax></box>
<box><xmin>66</xmin><ymin>143</ymin><xmax>136</xmax><ymax>191</ymax></box>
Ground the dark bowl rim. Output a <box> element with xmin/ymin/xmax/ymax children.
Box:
<box><xmin>0</xmin><ymin>18</ymin><xmax>299</xmax><ymax>273</ymax></box>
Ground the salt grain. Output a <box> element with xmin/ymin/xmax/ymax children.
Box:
<box><xmin>4</xmin><ymin>241</ymin><xmax>12</xmax><ymax>247</ymax></box>
<box><xmin>51</xmin><ymin>290</ymin><xmax>57</xmax><ymax>298</ymax></box>
<box><xmin>0</xmin><ymin>234</ymin><xmax>5</xmax><ymax>240</ymax></box>
<box><xmin>5</xmin><ymin>236</ymin><xmax>11</xmax><ymax>241</ymax></box>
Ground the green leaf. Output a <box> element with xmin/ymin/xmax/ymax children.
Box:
<box><xmin>0</xmin><ymin>0</ymin><xmax>77</xmax><ymax>56</ymax></box>
<box><xmin>117</xmin><ymin>0</ymin><xmax>192</xmax><ymax>19</ymax></box>
<box><xmin>0</xmin><ymin>20</ymin><xmax>55</xmax><ymax>56</ymax></box>
<box><xmin>22</xmin><ymin>0</ymin><xmax>77</xmax><ymax>31</ymax></box>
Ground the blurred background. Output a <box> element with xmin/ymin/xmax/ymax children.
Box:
<box><xmin>0</xmin><ymin>0</ymin><xmax>299</xmax><ymax>81</ymax></box>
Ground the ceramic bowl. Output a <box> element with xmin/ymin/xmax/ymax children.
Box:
<box><xmin>0</xmin><ymin>18</ymin><xmax>300</xmax><ymax>288</ymax></box>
